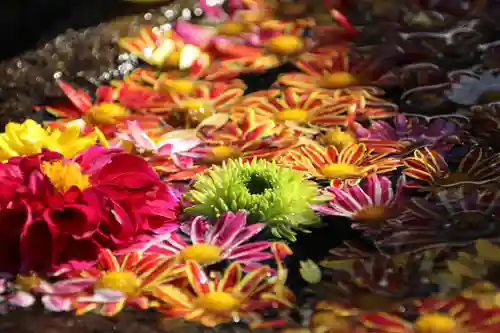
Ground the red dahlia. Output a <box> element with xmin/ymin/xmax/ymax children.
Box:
<box><xmin>0</xmin><ymin>147</ymin><xmax>181</xmax><ymax>274</ymax></box>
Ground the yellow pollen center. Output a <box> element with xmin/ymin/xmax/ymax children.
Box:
<box><xmin>86</xmin><ymin>103</ymin><xmax>130</xmax><ymax>125</ymax></box>
<box><xmin>160</xmin><ymin>79</ymin><xmax>196</xmax><ymax>94</ymax></box>
<box><xmin>311</xmin><ymin>312</ymin><xmax>350</xmax><ymax>332</ymax></box>
<box><xmin>15</xmin><ymin>274</ymin><xmax>42</xmax><ymax>291</ymax></box>
<box><xmin>209</xmin><ymin>145</ymin><xmax>239</xmax><ymax>162</ymax></box>
<box><xmin>320</xmin><ymin>163</ymin><xmax>363</xmax><ymax>180</ymax></box>
<box><xmin>415</xmin><ymin>313</ymin><xmax>457</xmax><ymax>333</ymax></box>
<box><xmin>41</xmin><ymin>161</ymin><xmax>90</xmax><ymax>192</ymax></box>
<box><xmin>216</xmin><ymin>22</ymin><xmax>246</xmax><ymax>36</ymax></box>
<box><xmin>275</xmin><ymin>109</ymin><xmax>309</xmax><ymax>123</ymax></box>
<box><xmin>353</xmin><ymin>205</ymin><xmax>391</xmax><ymax>222</ymax></box>
<box><xmin>195</xmin><ymin>292</ymin><xmax>241</xmax><ymax>313</ymax></box>
<box><xmin>164</xmin><ymin>51</ymin><xmax>181</xmax><ymax>67</ymax></box>
<box><xmin>180</xmin><ymin>244</ymin><xmax>223</xmax><ymax>265</ymax></box>
<box><xmin>322</xmin><ymin>72</ymin><xmax>358</xmax><ymax>89</ymax></box>
<box><xmin>267</xmin><ymin>35</ymin><xmax>305</xmax><ymax>55</ymax></box>
<box><xmin>94</xmin><ymin>272</ymin><xmax>141</xmax><ymax>296</ymax></box>
<box><xmin>320</xmin><ymin>129</ymin><xmax>357</xmax><ymax>149</ymax></box>
<box><xmin>179</xmin><ymin>100</ymin><xmax>214</xmax><ymax>125</ymax></box>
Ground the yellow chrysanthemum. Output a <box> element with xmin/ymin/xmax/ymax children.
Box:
<box><xmin>0</xmin><ymin>120</ymin><xmax>107</xmax><ymax>161</ymax></box>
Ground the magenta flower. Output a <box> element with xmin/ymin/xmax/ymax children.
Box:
<box><xmin>120</xmin><ymin>210</ymin><xmax>274</xmax><ymax>269</ymax></box>
<box><xmin>312</xmin><ymin>175</ymin><xmax>406</xmax><ymax>236</ymax></box>
<box><xmin>351</xmin><ymin>114</ymin><xmax>465</xmax><ymax>155</ymax></box>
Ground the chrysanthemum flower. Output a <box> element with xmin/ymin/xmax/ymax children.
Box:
<box><xmin>65</xmin><ymin>249</ymin><xmax>180</xmax><ymax>316</ymax></box>
<box><xmin>403</xmin><ymin>146</ymin><xmax>500</xmax><ymax>191</ymax></box>
<box><xmin>35</xmin><ymin>80</ymin><xmax>161</xmax><ymax>137</ymax></box>
<box><xmin>445</xmin><ymin>69</ymin><xmax>500</xmax><ymax>106</ymax></box>
<box><xmin>0</xmin><ymin>278</ymin><xmax>36</xmax><ymax>313</ymax></box>
<box><xmin>312</xmin><ymin>175</ymin><xmax>406</xmax><ymax>236</ymax></box>
<box><xmin>359</xmin><ymin>296</ymin><xmax>500</xmax><ymax>333</ymax></box>
<box><xmin>153</xmin><ymin>260</ymin><xmax>294</xmax><ymax>327</ymax></box>
<box><xmin>351</xmin><ymin>113</ymin><xmax>466</xmax><ymax>155</ymax></box>
<box><xmin>0</xmin><ymin>119</ymin><xmax>107</xmax><ymax>162</ymax></box>
<box><xmin>278</xmin><ymin>142</ymin><xmax>402</xmax><ymax>188</ymax></box>
<box><xmin>379</xmin><ymin>185</ymin><xmax>500</xmax><ymax>251</ymax></box>
<box><xmin>121</xmin><ymin>211</ymin><xmax>277</xmax><ymax>269</ymax></box>
<box><xmin>275</xmin><ymin>49</ymin><xmax>390</xmax><ymax>91</ymax></box>
<box><xmin>0</xmin><ymin>148</ymin><xmax>181</xmax><ymax>273</ymax></box>
<box><xmin>185</xmin><ymin>159</ymin><xmax>320</xmax><ymax>241</ymax></box>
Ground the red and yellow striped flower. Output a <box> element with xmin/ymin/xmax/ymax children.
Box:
<box><xmin>66</xmin><ymin>249</ymin><xmax>180</xmax><ymax>317</ymax></box>
<box><xmin>359</xmin><ymin>296</ymin><xmax>500</xmax><ymax>333</ymax></box>
<box><xmin>278</xmin><ymin>142</ymin><xmax>402</xmax><ymax>188</ymax></box>
<box><xmin>403</xmin><ymin>147</ymin><xmax>500</xmax><ymax>192</ymax></box>
<box><xmin>154</xmin><ymin>260</ymin><xmax>294</xmax><ymax>328</ymax></box>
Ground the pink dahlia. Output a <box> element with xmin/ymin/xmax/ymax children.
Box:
<box><xmin>0</xmin><ymin>148</ymin><xmax>181</xmax><ymax>274</ymax></box>
<box><xmin>120</xmin><ymin>210</ymin><xmax>275</xmax><ymax>269</ymax></box>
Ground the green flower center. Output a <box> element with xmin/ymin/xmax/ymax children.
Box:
<box><xmin>245</xmin><ymin>173</ymin><xmax>273</xmax><ymax>195</ymax></box>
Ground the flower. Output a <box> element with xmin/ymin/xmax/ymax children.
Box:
<box><xmin>350</xmin><ymin>114</ymin><xmax>466</xmax><ymax>155</ymax></box>
<box><xmin>153</xmin><ymin>260</ymin><xmax>294</xmax><ymax>327</ymax></box>
<box><xmin>312</xmin><ymin>175</ymin><xmax>406</xmax><ymax>236</ymax></box>
<box><xmin>35</xmin><ymin>80</ymin><xmax>161</xmax><ymax>137</ymax></box>
<box><xmin>189</xmin><ymin>109</ymin><xmax>299</xmax><ymax>164</ymax></box>
<box><xmin>445</xmin><ymin>69</ymin><xmax>500</xmax><ymax>106</ymax></box>
<box><xmin>0</xmin><ymin>119</ymin><xmax>108</xmax><ymax>162</ymax></box>
<box><xmin>379</xmin><ymin>185</ymin><xmax>500</xmax><ymax>251</ymax></box>
<box><xmin>233</xmin><ymin>88</ymin><xmax>355</xmax><ymax>132</ymax></box>
<box><xmin>0</xmin><ymin>148</ymin><xmax>181</xmax><ymax>273</ymax></box>
<box><xmin>278</xmin><ymin>142</ymin><xmax>402</xmax><ymax>188</ymax></box>
<box><xmin>0</xmin><ymin>278</ymin><xmax>36</xmax><ymax>313</ymax></box>
<box><xmin>275</xmin><ymin>49</ymin><xmax>390</xmax><ymax>91</ymax></box>
<box><xmin>112</xmin><ymin>121</ymin><xmax>201</xmax><ymax>172</ymax></box>
<box><xmin>120</xmin><ymin>211</ymin><xmax>277</xmax><ymax>269</ymax></box>
<box><xmin>185</xmin><ymin>159</ymin><xmax>320</xmax><ymax>241</ymax></box>
<box><xmin>359</xmin><ymin>296</ymin><xmax>500</xmax><ymax>333</ymax></box>
<box><xmin>403</xmin><ymin>146</ymin><xmax>500</xmax><ymax>191</ymax></box>
<box><xmin>66</xmin><ymin>249</ymin><xmax>179</xmax><ymax>316</ymax></box>
<box><xmin>161</xmin><ymin>80</ymin><xmax>245</xmax><ymax>128</ymax></box>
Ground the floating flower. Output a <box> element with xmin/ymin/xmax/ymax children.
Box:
<box><xmin>185</xmin><ymin>159</ymin><xmax>320</xmax><ymax>241</ymax></box>
<box><xmin>0</xmin><ymin>119</ymin><xmax>107</xmax><ymax>162</ymax></box>
<box><xmin>359</xmin><ymin>296</ymin><xmax>500</xmax><ymax>333</ymax></box>
<box><xmin>121</xmin><ymin>211</ymin><xmax>277</xmax><ymax>269</ymax></box>
<box><xmin>379</xmin><ymin>186</ymin><xmax>500</xmax><ymax>251</ymax></box>
<box><xmin>35</xmin><ymin>80</ymin><xmax>161</xmax><ymax>137</ymax></box>
<box><xmin>350</xmin><ymin>114</ymin><xmax>466</xmax><ymax>155</ymax></box>
<box><xmin>154</xmin><ymin>260</ymin><xmax>294</xmax><ymax>327</ymax></box>
<box><xmin>312</xmin><ymin>175</ymin><xmax>406</xmax><ymax>236</ymax></box>
<box><xmin>445</xmin><ymin>69</ymin><xmax>500</xmax><ymax>106</ymax></box>
<box><xmin>275</xmin><ymin>49</ymin><xmax>390</xmax><ymax>91</ymax></box>
<box><xmin>190</xmin><ymin>109</ymin><xmax>299</xmax><ymax>164</ymax></box>
<box><xmin>278</xmin><ymin>142</ymin><xmax>402</xmax><ymax>188</ymax></box>
<box><xmin>66</xmin><ymin>249</ymin><xmax>179</xmax><ymax>316</ymax></box>
<box><xmin>0</xmin><ymin>278</ymin><xmax>36</xmax><ymax>313</ymax></box>
<box><xmin>119</xmin><ymin>26</ymin><xmax>209</xmax><ymax>70</ymax></box>
<box><xmin>0</xmin><ymin>148</ymin><xmax>181</xmax><ymax>273</ymax></box>
<box><xmin>403</xmin><ymin>146</ymin><xmax>500</xmax><ymax>191</ymax></box>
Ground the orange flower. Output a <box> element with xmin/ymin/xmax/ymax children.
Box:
<box><xmin>278</xmin><ymin>142</ymin><xmax>402</xmax><ymax>187</ymax></box>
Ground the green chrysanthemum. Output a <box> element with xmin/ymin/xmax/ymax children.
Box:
<box><xmin>185</xmin><ymin>159</ymin><xmax>321</xmax><ymax>241</ymax></box>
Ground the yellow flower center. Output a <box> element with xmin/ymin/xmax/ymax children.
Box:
<box><xmin>164</xmin><ymin>50</ymin><xmax>181</xmax><ymax>67</ymax></box>
<box><xmin>216</xmin><ymin>22</ymin><xmax>246</xmax><ymax>36</ymax></box>
<box><xmin>179</xmin><ymin>100</ymin><xmax>214</xmax><ymax>126</ymax></box>
<box><xmin>208</xmin><ymin>145</ymin><xmax>240</xmax><ymax>162</ymax></box>
<box><xmin>160</xmin><ymin>79</ymin><xmax>196</xmax><ymax>94</ymax></box>
<box><xmin>85</xmin><ymin>103</ymin><xmax>130</xmax><ymax>125</ymax></box>
<box><xmin>320</xmin><ymin>129</ymin><xmax>357</xmax><ymax>149</ymax></box>
<box><xmin>275</xmin><ymin>109</ymin><xmax>309</xmax><ymax>123</ymax></box>
<box><xmin>15</xmin><ymin>274</ymin><xmax>42</xmax><ymax>291</ymax></box>
<box><xmin>95</xmin><ymin>272</ymin><xmax>141</xmax><ymax>296</ymax></box>
<box><xmin>180</xmin><ymin>244</ymin><xmax>223</xmax><ymax>265</ymax></box>
<box><xmin>267</xmin><ymin>35</ymin><xmax>305</xmax><ymax>55</ymax></box>
<box><xmin>415</xmin><ymin>313</ymin><xmax>457</xmax><ymax>333</ymax></box>
<box><xmin>41</xmin><ymin>161</ymin><xmax>90</xmax><ymax>192</ymax></box>
<box><xmin>311</xmin><ymin>312</ymin><xmax>350</xmax><ymax>332</ymax></box>
<box><xmin>354</xmin><ymin>293</ymin><xmax>398</xmax><ymax>311</ymax></box>
<box><xmin>353</xmin><ymin>205</ymin><xmax>392</xmax><ymax>223</ymax></box>
<box><xmin>320</xmin><ymin>163</ymin><xmax>363</xmax><ymax>180</ymax></box>
<box><xmin>195</xmin><ymin>292</ymin><xmax>241</xmax><ymax>313</ymax></box>
<box><xmin>322</xmin><ymin>72</ymin><xmax>358</xmax><ymax>89</ymax></box>
<box><xmin>276</xmin><ymin>1</ymin><xmax>309</xmax><ymax>18</ymax></box>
